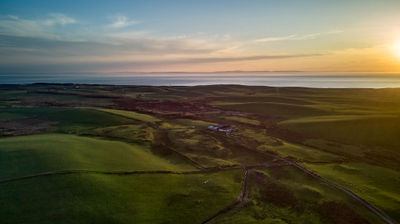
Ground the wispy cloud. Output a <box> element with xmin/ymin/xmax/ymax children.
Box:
<box><xmin>179</xmin><ymin>53</ymin><xmax>325</xmax><ymax>64</ymax></box>
<box><xmin>0</xmin><ymin>52</ymin><xmax>326</xmax><ymax>73</ymax></box>
<box><xmin>43</xmin><ymin>13</ymin><xmax>76</xmax><ymax>26</ymax></box>
<box><xmin>0</xmin><ymin>34</ymin><xmax>219</xmax><ymax>59</ymax></box>
<box><xmin>255</xmin><ymin>30</ymin><xmax>343</xmax><ymax>42</ymax></box>
<box><xmin>0</xmin><ymin>13</ymin><xmax>333</xmax><ymax>73</ymax></box>
<box><xmin>108</xmin><ymin>15</ymin><xmax>138</xmax><ymax>28</ymax></box>
<box><xmin>0</xmin><ymin>14</ymin><xmax>77</xmax><ymax>39</ymax></box>
<box><xmin>254</xmin><ymin>34</ymin><xmax>297</xmax><ymax>42</ymax></box>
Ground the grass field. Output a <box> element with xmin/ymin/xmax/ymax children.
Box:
<box><xmin>86</xmin><ymin>124</ymin><xmax>155</xmax><ymax>143</ymax></box>
<box><xmin>94</xmin><ymin>108</ymin><xmax>161</xmax><ymax>123</ymax></box>
<box><xmin>0</xmin><ymin>171</ymin><xmax>242</xmax><ymax>224</ymax></box>
<box><xmin>215</xmin><ymin>102</ymin><xmax>330</xmax><ymax>119</ymax></box>
<box><xmin>210</xmin><ymin>166</ymin><xmax>386</xmax><ymax>224</ymax></box>
<box><xmin>0</xmin><ymin>112</ymin><xmax>26</xmax><ymax>121</ymax></box>
<box><xmin>234</xmin><ymin>128</ymin><xmax>342</xmax><ymax>162</ymax></box>
<box><xmin>305</xmin><ymin>163</ymin><xmax>400</xmax><ymax>221</ymax></box>
<box><xmin>223</xmin><ymin>116</ymin><xmax>260</xmax><ymax>126</ymax></box>
<box><xmin>0</xmin><ymin>107</ymin><xmax>135</xmax><ymax>133</ymax></box>
<box><xmin>0</xmin><ymin>134</ymin><xmax>195</xmax><ymax>179</ymax></box>
<box><xmin>257</xmin><ymin>141</ymin><xmax>342</xmax><ymax>163</ymax></box>
<box><xmin>280</xmin><ymin>115</ymin><xmax>400</xmax><ymax>150</ymax></box>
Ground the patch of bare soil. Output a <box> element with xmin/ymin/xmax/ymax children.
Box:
<box><xmin>268</xmin><ymin>166</ymin><xmax>291</xmax><ymax>180</ymax></box>
<box><xmin>0</xmin><ymin>118</ymin><xmax>57</xmax><ymax>137</ymax></box>
<box><xmin>317</xmin><ymin>201</ymin><xmax>369</xmax><ymax>224</ymax></box>
<box><xmin>115</xmin><ymin>98</ymin><xmax>221</xmax><ymax>116</ymax></box>
<box><xmin>250</xmin><ymin>170</ymin><xmax>297</xmax><ymax>207</ymax></box>
<box><xmin>266</xmin><ymin>124</ymin><xmax>305</xmax><ymax>144</ymax></box>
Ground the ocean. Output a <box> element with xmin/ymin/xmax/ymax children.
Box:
<box><xmin>1</xmin><ymin>73</ymin><xmax>400</xmax><ymax>88</ymax></box>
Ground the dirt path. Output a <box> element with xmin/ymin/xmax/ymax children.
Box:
<box><xmin>201</xmin><ymin>169</ymin><xmax>249</xmax><ymax>224</ymax></box>
<box><xmin>200</xmin><ymin>162</ymin><xmax>292</xmax><ymax>224</ymax></box>
<box><xmin>289</xmin><ymin>162</ymin><xmax>397</xmax><ymax>224</ymax></box>
<box><xmin>225</xmin><ymin>136</ymin><xmax>397</xmax><ymax>224</ymax></box>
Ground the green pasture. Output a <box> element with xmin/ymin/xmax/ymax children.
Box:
<box><xmin>0</xmin><ymin>170</ymin><xmax>242</xmax><ymax>224</ymax></box>
<box><xmin>0</xmin><ymin>134</ymin><xmax>195</xmax><ymax>180</ymax></box>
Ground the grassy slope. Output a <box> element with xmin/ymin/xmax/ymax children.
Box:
<box><xmin>87</xmin><ymin>124</ymin><xmax>155</xmax><ymax>142</ymax></box>
<box><xmin>279</xmin><ymin>115</ymin><xmax>398</xmax><ymax>124</ymax></box>
<box><xmin>257</xmin><ymin>141</ymin><xmax>342</xmax><ymax>163</ymax></box>
<box><xmin>280</xmin><ymin>116</ymin><xmax>400</xmax><ymax>150</ymax></box>
<box><xmin>0</xmin><ymin>112</ymin><xmax>26</xmax><ymax>121</ymax></box>
<box><xmin>305</xmin><ymin>163</ymin><xmax>400</xmax><ymax>221</ymax></box>
<box><xmin>0</xmin><ymin>171</ymin><xmax>242</xmax><ymax>224</ymax></box>
<box><xmin>0</xmin><ymin>107</ymin><xmax>135</xmax><ymax>132</ymax></box>
<box><xmin>166</xmin><ymin>126</ymin><xmax>276</xmax><ymax>167</ymax></box>
<box><xmin>215</xmin><ymin>102</ymin><xmax>330</xmax><ymax>119</ymax></box>
<box><xmin>210</xmin><ymin>166</ymin><xmax>386</xmax><ymax>224</ymax></box>
<box><xmin>94</xmin><ymin>108</ymin><xmax>161</xmax><ymax>123</ymax></box>
<box><xmin>223</xmin><ymin>116</ymin><xmax>260</xmax><ymax>126</ymax></box>
<box><xmin>0</xmin><ymin>134</ymin><xmax>195</xmax><ymax>179</ymax></box>
<box><xmin>235</xmin><ymin>128</ymin><xmax>341</xmax><ymax>163</ymax></box>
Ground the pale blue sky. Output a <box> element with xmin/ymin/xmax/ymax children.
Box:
<box><xmin>1</xmin><ymin>0</ymin><xmax>400</xmax><ymax>73</ymax></box>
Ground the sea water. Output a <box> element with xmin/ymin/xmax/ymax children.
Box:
<box><xmin>1</xmin><ymin>73</ymin><xmax>400</xmax><ymax>88</ymax></box>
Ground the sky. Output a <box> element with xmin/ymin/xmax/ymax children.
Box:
<box><xmin>1</xmin><ymin>0</ymin><xmax>400</xmax><ymax>74</ymax></box>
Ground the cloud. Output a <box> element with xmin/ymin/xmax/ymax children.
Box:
<box><xmin>0</xmin><ymin>44</ymin><xmax>325</xmax><ymax>73</ymax></box>
<box><xmin>255</xmin><ymin>30</ymin><xmax>343</xmax><ymax>42</ymax></box>
<box><xmin>254</xmin><ymin>35</ymin><xmax>298</xmax><ymax>42</ymax></box>
<box><xmin>0</xmin><ymin>14</ymin><xmax>330</xmax><ymax>73</ymax></box>
<box><xmin>0</xmin><ymin>34</ymin><xmax>219</xmax><ymax>59</ymax></box>
<box><xmin>0</xmin><ymin>28</ymin><xmax>327</xmax><ymax>73</ymax></box>
<box><xmin>0</xmin><ymin>14</ymin><xmax>77</xmax><ymax>39</ymax></box>
<box><xmin>43</xmin><ymin>13</ymin><xmax>76</xmax><ymax>26</ymax></box>
<box><xmin>178</xmin><ymin>53</ymin><xmax>325</xmax><ymax>64</ymax></box>
<box><xmin>106</xmin><ymin>31</ymin><xmax>150</xmax><ymax>39</ymax></box>
<box><xmin>108</xmin><ymin>15</ymin><xmax>138</xmax><ymax>28</ymax></box>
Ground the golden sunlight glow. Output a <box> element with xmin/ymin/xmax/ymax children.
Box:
<box><xmin>394</xmin><ymin>41</ymin><xmax>400</xmax><ymax>58</ymax></box>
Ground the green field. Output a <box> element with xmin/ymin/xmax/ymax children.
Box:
<box><xmin>305</xmin><ymin>163</ymin><xmax>400</xmax><ymax>221</ymax></box>
<box><xmin>214</xmin><ymin>102</ymin><xmax>330</xmax><ymax>119</ymax></box>
<box><xmin>210</xmin><ymin>166</ymin><xmax>386</xmax><ymax>224</ymax></box>
<box><xmin>0</xmin><ymin>171</ymin><xmax>242</xmax><ymax>224</ymax></box>
<box><xmin>0</xmin><ymin>134</ymin><xmax>195</xmax><ymax>179</ymax></box>
<box><xmin>223</xmin><ymin>116</ymin><xmax>261</xmax><ymax>126</ymax></box>
<box><xmin>0</xmin><ymin>107</ymin><xmax>136</xmax><ymax>133</ymax></box>
<box><xmin>94</xmin><ymin>108</ymin><xmax>161</xmax><ymax>123</ymax></box>
<box><xmin>280</xmin><ymin>115</ymin><xmax>400</xmax><ymax>150</ymax></box>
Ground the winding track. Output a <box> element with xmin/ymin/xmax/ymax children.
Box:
<box><xmin>201</xmin><ymin>169</ymin><xmax>249</xmax><ymax>224</ymax></box>
<box><xmin>289</xmin><ymin>162</ymin><xmax>397</xmax><ymax>224</ymax></box>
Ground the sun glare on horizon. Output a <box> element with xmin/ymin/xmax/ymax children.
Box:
<box><xmin>394</xmin><ymin>41</ymin><xmax>400</xmax><ymax>58</ymax></box>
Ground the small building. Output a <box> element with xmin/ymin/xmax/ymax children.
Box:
<box><xmin>208</xmin><ymin>124</ymin><xmax>234</xmax><ymax>135</ymax></box>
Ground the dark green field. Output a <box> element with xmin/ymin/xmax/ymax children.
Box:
<box><xmin>0</xmin><ymin>84</ymin><xmax>399</xmax><ymax>224</ymax></box>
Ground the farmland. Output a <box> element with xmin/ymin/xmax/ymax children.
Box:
<box><xmin>0</xmin><ymin>84</ymin><xmax>399</xmax><ymax>223</ymax></box>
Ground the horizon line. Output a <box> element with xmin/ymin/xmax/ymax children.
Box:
<box><xmin>1</xmin><ymin>71</ymin><xmax>400</xmax><ymax>75</ymax></box>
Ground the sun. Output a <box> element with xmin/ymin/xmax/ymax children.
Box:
<box><xmin>394</xmin><ymin>41</ymin><xmax>400</xmax><ymax>58</ymax></box>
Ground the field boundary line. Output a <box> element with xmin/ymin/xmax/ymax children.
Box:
<box><xmin>201</xmin><ymin>169</ymin><xmax>248</xmax><ymax>224</ymax></box>
<box><xmin>0</xmin><ymin>162</ymin><xmax>288</xmax><ymax>185</ymax></box>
